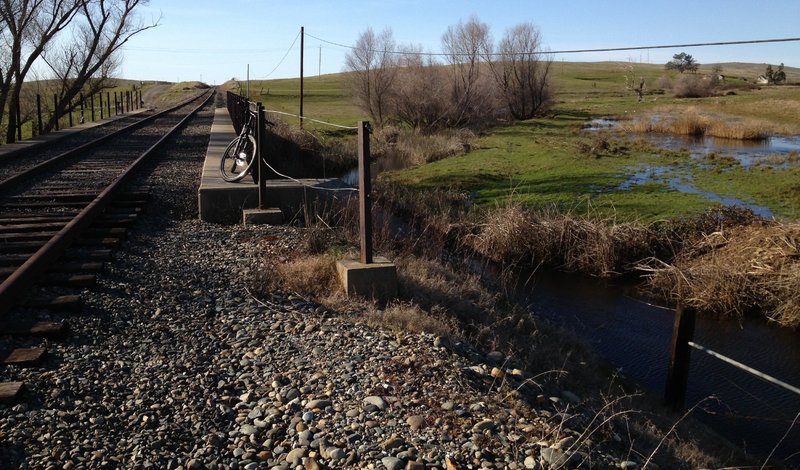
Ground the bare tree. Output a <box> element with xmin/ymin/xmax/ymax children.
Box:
<box><xmin>389</xmin><ymin>45</ymin><xmax>450</xmax><ymax>130</ymax></box>
<box><xmin>487</xmin><ymin>22</ymin><xmax>552</xmax><ymax>119</ymax></box>
<box><xmin>41</xmin><ymin>0</ymin><xmax>158</xmax><ymax>132</ymax></box>
<box><xmin>0</xmin><ymin>0</ymin><xmax>83</xmax><ymax>142</ymax></box>
<box><xmin>441</xmin><ymin>16</ymin><xmax>494</xmax><ymax>126</ymax></box>
<box><xmin>344</xmin><ymin>27</ymin><xmax>397</xmax><ymax>126</ymax></box>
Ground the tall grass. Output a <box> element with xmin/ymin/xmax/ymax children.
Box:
<box><xmin>641</xmin><ymin>222</ymin><xmax>800</xmax><ymax>328</ymax></box>
<box><xmin>624</xmin><ymin>110</ymin><xmax>773</xmax><ymax>140</ymax></box>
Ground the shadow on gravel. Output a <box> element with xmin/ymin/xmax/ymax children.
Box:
<box><xmin>0</xmin><ymin>440</ymin><xmax>26</xmax><ymax>468</ymax></box>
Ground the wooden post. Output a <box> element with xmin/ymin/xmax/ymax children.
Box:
<box><xmin>90</xmin><ymin>94</ymin><xmax>95</xmax><ymax>121</ymax></box>
<box><xmin>257</xmin><ymin>102</ymin><xmax>267</xmax><ymax>209</ymax></box>
<box><xmin>68</xmin><ymin>100</ymin><xmax>73</xmax><ymax>127</ymax></box>
<box><xmin>665</xmin><ymin>304</ymin><xmax>696</xmax><ymax>411</ymax></box>
<box><xmin>36</xmin><ymin>94</ymin><xmax>42</xmax><ymax>136</ymax></box>
<box><xmin>80</xmin><ymin>94</ymin><xmax>85</xmax><ymax>124</ymax></box>
<box><xmin>299</xmin><ymin>26</ymin><xmax>304</xmax><ymax>129</ymax></box>
<box><xmin>99</xmin><ymin>93</ymin><xmax>104</xmax><ymax>119</ymax></box>
<box><xmin>358</xmin><ymin>121</ymin><xmax>373</xmax><ymax>264</ymax></box>
<box><xmin>106</xmin><ymin>92</ymin><xmax>110</xmax><ymax>117</ymax></box>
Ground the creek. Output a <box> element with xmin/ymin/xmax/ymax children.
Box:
<box><xmin>342</xmin><ymin>124</ymin><xmax>800</xmax><ymax>464</ymax></box>
<box><xmin>510</xmin><ymin>269</ymin><xmax>800</xmax><ymax>465</ymax></box>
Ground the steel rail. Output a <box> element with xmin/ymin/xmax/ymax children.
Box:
<box><xmin>0</xmin><ymin>90</ymin><xmax>213</xmax><ymax>193</ymax></box>
<box><xmin>0</xmin><ymin>91</ymin><xmax>215</xmax><ymax>317</ymax></box>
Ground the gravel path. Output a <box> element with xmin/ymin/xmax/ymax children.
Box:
<box><xmin>1</xmin><ymin>97</ymin><xmax>646</xmax><ymax>469</ymax></box>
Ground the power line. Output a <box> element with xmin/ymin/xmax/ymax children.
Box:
<box><xmin>306</xmin><ymin>32</ymin><xmax>800</xmax><ymax>58</ymax></box>
<box><xmin>258</xmin><ymin>31</ymin><xmax>301</xmax><ymax>79</ymax></box>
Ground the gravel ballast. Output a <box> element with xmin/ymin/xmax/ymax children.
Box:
<box><xmin>1</xmin><ymin>96</ymin><xmax>692</xmax><ymax>469</ymax></box>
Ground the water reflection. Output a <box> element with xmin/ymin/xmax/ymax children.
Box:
<box><xmin>514</xmin><ymin>269</ymin><xmax>800</xmax><ymax>464</ymax></box>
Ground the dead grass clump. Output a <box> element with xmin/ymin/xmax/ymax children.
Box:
<box><xmin>373</xmin><ymin>125</ymin><xmax>476</xmax><ymax>167</ymax></box>
<box><xmin>642</xmin><ymin>222</ymin><xmax>800</xmax><ymax>327</ymax></box>
<box><xmin>467</xmin><ymin>205</ymin><xmax>654</xmax><ymax>277</ymax></box>
<box><xmin>363</xmin><ymin>302</ymin><xmax>460</xmax><ymax>338</ymax></box>
<box><xmin>623</xmin><ymin>109</ymin><xmax>773</xmax><ymax>141</ymax></box>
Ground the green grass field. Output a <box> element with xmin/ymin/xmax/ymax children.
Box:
<box><xmin>235</xmin><ymin>62</ymin><xmax>800</xmax><ymax>222</ymax></box>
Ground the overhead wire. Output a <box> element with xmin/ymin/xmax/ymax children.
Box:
<box><xmin>306</xmin><ymin>32</ymin><xmax>800</xmax><ymax>58</ymax></box>
<box><xmin>258</xmin><ymin>30</ymin><xmax>302</xmax><ymax>79</ymax></box>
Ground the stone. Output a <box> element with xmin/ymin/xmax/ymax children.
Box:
<box><xmin>541</xmin><ymin>448</ymin><xmax>567</xmax><ymax>467</ymax></box>
<box><xmin>305</xmin><ymin>399</ymin><xmax>331</xmax><ymax>410</ymax></box>
<box><xmin>523</xmin><ymin>456</ymin><xmax>537</xmax><ymax>469</ymax></box>
<box><xmin>381</xmin><ymin>436</ymin><xmax>407</xmax><ymax>450</ymax></box>
<box><xmin>472</xmin><ymin>419</ymin><xmax>495</xmax><ymax>433</ymax></box>
<box><xmin>488</xmin><ymin>351</ymin><xmax>504</xmax><ymax>362</ymax></box>
<box><xmin>239</xmin><ymin>424</ymin><xmax>258</xmax><ymax>436</ymax></box>
<box><xmin>406</xmin><ymin>415</ymin><xmax>426</xmax><ymax>431</ymax></box>
<box><xmin>286</xmin><ymin>447</ymin><xmax>305</xmax><ymax>464</ymax></box>
<box><xmin>406</xmin><ymin>462</ymin><xmax>425</xmax><ymax>470</ymax></box>
<box><xmin>362</xmin><ymin>396</ymin><xmax>387</xmax><ymax>411</ymax></box>
<box><xmin>620</xmin><ymin>461</ymin><xmax>638</xmax><ymax>470</ymax></box>
<box><xmin>381</xmin><ymin>456</ymin><xmax>404</xmax><ymax>470</ymax></box>
<box><xmin>490</xmin><ymin>367</ymin><xmax>505</xmax><ymax>379</ymax></box>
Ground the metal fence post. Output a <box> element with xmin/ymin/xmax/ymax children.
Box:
<box><xmin>15</xmin><ymin>95</ymin><xmax>22</xmax><ymax>141</ymax></box>
<box><xmin>90</xmin><ymin>94</ymin><xmax>95</xmax><ymax>121</ymax></box>
<box><xmin>54</xmin><ymin>94</ymin><xmax>59</xmax><ymax>131</ymax></box>
<box><xmin>106</xmin><ymin>92</ymin><xmax>110</xmax><ymax>118</ymax></box>
<box><xmin>36</xmin><ymin>94</ymin><xmax>42</xmax><ymax>136</ymax></box>
<box><xmin>358</xmin><ymin>121</ymin><xmax>373</xmax><ymax>264</ymax></box>
<box><xmin>665</xmin><ymin>304</ymin><xmax>696</xmax><ymax>411</ymax></box>
<box><xmin>257</xmin><ymin>102</ymin><xmax>267</xmax><ymax>209</ymax></box>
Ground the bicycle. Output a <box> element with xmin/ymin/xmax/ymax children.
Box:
<box><xmin>219</xmin><ymin>111</ymin><xmax>257</xmax><ymax>182</ymax></box>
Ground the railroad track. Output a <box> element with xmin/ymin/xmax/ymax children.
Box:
<box><xmin>0</xmin><ymin>89</ymin><xmax>215</xmax><ymax>402</ymax></box>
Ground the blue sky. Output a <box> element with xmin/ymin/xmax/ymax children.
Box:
<box><xmin>120</xmin><ymin>0</ymin><xmax>800</xmax><ymax>84</ymax></box>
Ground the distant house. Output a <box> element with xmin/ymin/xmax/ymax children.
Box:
<box><xmin>755</xmin><ymin>74</ymin><xmax>769</xmax><ymax>85</ymax></box>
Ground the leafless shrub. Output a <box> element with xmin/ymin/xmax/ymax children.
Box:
<box><xmin>655</xmin><ymin>75</ymin><xmax>673</xmax><ymax>91</ymax></box>
<box><xmin>673</xmin><ymin>75</ymin><xmax>714</xmax><ymax>98</ymax></box>
<box><xmin>344</xmin><ymin>27</ymin><xmax>397</xmax><ymax>126</ymax></box>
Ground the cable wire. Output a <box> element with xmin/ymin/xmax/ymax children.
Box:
<box><xmin>307</xmin><ymin>32</ymin><xmax>800</xmax><ymax>57</ymax></box>
<box><xmin>259</xmin><ymin>31</ymin><xmax>301</xmax><ymax>79</ymax></box>
<box><xmin>258</xmin><ymin>157</ymin><xmax>358</xmax><ymax>192</ymax></box>
<box><xmin>264</xmin><ymin>108</ymin><xmax>359</xmax><ymax>130</ymax></box>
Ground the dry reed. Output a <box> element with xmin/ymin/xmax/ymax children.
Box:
<box><xmin>641</xmin><ymin>222</ymin><xmax>800</xmax><ymax>328</ymax></box>
<box><xmin>623</xmin><ymin>110</ymin><xmax>773</xmax><ymax>140</ymax></box>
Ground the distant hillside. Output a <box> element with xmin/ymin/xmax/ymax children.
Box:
<box><xmin>699</xmin><ymin>62</ymin><xmax>800</xmax><ymax>82</ymax></box>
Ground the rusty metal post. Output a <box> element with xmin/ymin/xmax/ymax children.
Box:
<box><xmin>665</xmin><ymin>304</ymin><xmax>696</xmax><ymax>411</ymax></box>
<box><xmin>15</xmin><ymin>95</ymin><xmax>22</xmax><ymax>141</ymax></box>
<box><xmin>358</xmin><ymin>121</ymin><xmax>373</xmax><ymax>264</ymax></box>
<box><xmin>54</xmin><ymin>94</ymin><xmax>59</xmax><ymax>131</ymax></box>
<box><xmin>36</xmin><ymin>94</ymin><xmax>42</xmax><ymax>136</ymax></box>
<box><xmin>257</xmin><ymin>103</ymin><xmax>267</xmax><ymax>209</ymax></box>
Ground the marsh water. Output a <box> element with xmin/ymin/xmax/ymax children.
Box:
<box><xmin>511</xmin><ymin>270</ymin><xmax>800</xmax><ymax>465</ymax></box>
<box><xmin>588</xmin><ymin>119</ymin><xmax>800</xmax><ymax>219</ymax></box>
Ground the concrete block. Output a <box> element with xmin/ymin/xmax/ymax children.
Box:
<box><xmin>243</xmin><ymin>208</ymin><xmax>283</xmax><ymax>226</ymax></box>
<box><xmin>336</xmin><ymin>256</ymin><xmax>397</xmax><ymax>300</ymax></box>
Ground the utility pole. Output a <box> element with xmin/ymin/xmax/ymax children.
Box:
<box><xmin>300</xmin><ymin>26</ymin><xmax>305</xmax><ymax>129</ymax></box>
<box><xmin>318</xmin><ymin>45</ymin><xmax>322</xmax><ymax>77</ymax></box>
<box><xmin>247</xmin><ymin>64</ymin><xmax>250</xmax><ymax>99</ymax></box>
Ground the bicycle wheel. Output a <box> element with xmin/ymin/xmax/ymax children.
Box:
<box><xmin>219</xmin><ymin>134</ymin><xmax>257</xmax><ymax>182</ymax></box>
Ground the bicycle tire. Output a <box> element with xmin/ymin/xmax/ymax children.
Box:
<box><xmin>219</xmin><ymin>134</ymin><xmax>257</xmax><ymax>182</ymax></box>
